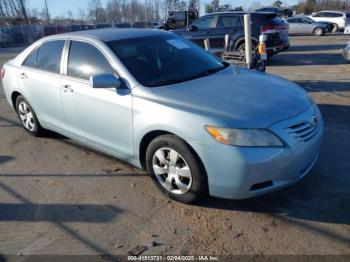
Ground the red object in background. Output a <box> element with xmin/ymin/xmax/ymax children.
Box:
<box><xmin>0</xmin><ymin>68</ymin><xmax>5</xmax><ymax>79</ymax></box>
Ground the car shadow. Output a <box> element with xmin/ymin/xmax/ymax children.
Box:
<box><xmin>296</xmin><ymin>80</ymin><xmax>350</xmax><ymax>94</ymax></box>
<box><xmin>269</xmin><ymin>53</ymin><xmax>347</xmax><ymax>66</ymax></box>
<box><xmin>0</xmin><ymin>180</ymin><xmax>122</xmax><ymax>258</ymax></box>
<box><xmin>285</xmin><ymin>44</ymin><xmax>345</xmax><ymax>52</ymax></box>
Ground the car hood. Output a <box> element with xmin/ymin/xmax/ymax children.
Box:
<box><xmin>151</xmin><ymin>66</ymin><xmax>311</xmax><ymax>128</ymax></box>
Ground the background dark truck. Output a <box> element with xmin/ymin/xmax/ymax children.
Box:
<box><xmin>173</xmin><ymin>12</ymin><xmax>290</xmax><ymax>58</ymax></box>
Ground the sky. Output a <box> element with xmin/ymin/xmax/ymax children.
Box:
<box><xmin>27</xmin><ymin>0</ymin><xmax>300</xmax><ymax>18</ymax></box>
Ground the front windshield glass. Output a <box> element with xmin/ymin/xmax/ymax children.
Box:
<box><xmin>107</xmin><ymin>34</ymin><xmax>227</xmax><ymax>87</ymax></box>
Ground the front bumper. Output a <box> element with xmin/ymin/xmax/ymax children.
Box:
<box><xmin>191</xmin><ymin>105</ymin><xmax>324</xmax><ymax>200</ymax></box>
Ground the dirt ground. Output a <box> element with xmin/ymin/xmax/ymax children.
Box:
<box><xmin>0</xmin><ymin>34</ymin><xmax>349</xmax><ymax>258</ymax></box>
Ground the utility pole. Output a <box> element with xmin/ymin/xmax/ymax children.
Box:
<box><xmin>19</xmin><ymin>0</ymin><xmax>29</xmax><ymax>24</ymax></box>
<box><xmin>44</xmin><ymin>0</ymin><xmax>51</xmax><ymax>24</ymax></box>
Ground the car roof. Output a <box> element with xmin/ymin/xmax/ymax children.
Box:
<box><xmin>44</xmin><ymin>28</ymin><xmax>167</xmax><ymax>42</ymax></box>
<box><xmin>202</xmin><ymin>11</ymin><xmax>276</xmax><ymax>17</ymax></box>
<box><xmin>316</xmin><ymin>10</ymin><xmax>346</xmax><ymax>13</ymax></box>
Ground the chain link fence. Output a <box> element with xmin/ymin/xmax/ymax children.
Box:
<box><xmin>0</xmin><ymin>23</ymin><xmax>143</xmax><ymax>47</ymax></box>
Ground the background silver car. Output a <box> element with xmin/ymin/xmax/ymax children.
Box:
<box><xmin>1</xmin><ymin>29</ymin><xmax>323</xmax><ymax>203</ymax></box>
<box><xmin>287</xmin><ymin>16</ymin><xmax>330</xmax><ymax>36</ymax></box>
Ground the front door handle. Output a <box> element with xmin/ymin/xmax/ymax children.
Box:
<box><xmin>63</xmin><ymin>84</ymin><xmax>74</xmax><ymax>93</ymax></box>
<box><xmin>20</xmin><ymin>72</ymin><xmax>28</xmax><ymax>79</ymax></box>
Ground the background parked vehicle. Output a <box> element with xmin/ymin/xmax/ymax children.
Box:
<box><xmin>132</xmin><ymin>21</ymin><xmax>153</xmax><ymax>28</ymax></box>
<box><xmin>161</xmin><ymin>9</ymin><xmax>199</xmax><ymax>30</ymax></box>
<box><xmin>174</xmin><ymin>12</ymin><xmax>289</xmax><ymax>58</ymax></box>
<box><xmin>0</xmin><ymin>27</ymin><xmax>12</xmax><ymax>47</ymax></box>
<box><xmin>151</xmin><ymin>21</ymin><xmax>163</xmax><ymax>29</ymax></box>
<box><xmin>256</xmin><ymin>7</ymin><xmax>294</xmax><ymax>18</ymax></box>
<box><xmin>94</xmin><ymin>23</ymin><xmax>113</xmax><ymax>29</ymax></box>
<box><xmin>309</xmin><ymin>11</ymin><xmax>350</xmax><ymax>31</ymax></box>
<box><xmin>286</xmin><ymin>16</ymin><xmax>331</xmax><ymax>36</ymax></box>
<box><xmin>115</xmin><ymin>23</ymin><xmax>131</xmax><ymax>28</ymax></box>
<box><xmin>343</xmin><ymin>41</ymin><xmax>350</xmax><ymax>61</ymax></box>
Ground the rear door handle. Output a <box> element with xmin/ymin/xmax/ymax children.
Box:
<box><xmin>20</xmin><ymin>73</ymin><xmax>27</xmax><ymax>79</ymax></box>
<box><xmin>63</xmin><ymin>84</ymin><xmax>74</xmax><ymax>93</ymax></box>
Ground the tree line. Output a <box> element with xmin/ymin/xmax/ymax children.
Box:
<box><xmin>0</xmin><ymin>0</ymin><xmax>200</xmax><ymax>25</ymax></box>
<box><xmin>1</xmin><ymin>0</ymin><xmax>349</xmax><ymax>26</ymax></box>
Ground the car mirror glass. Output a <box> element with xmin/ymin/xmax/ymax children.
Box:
<box><xmin>90</xmin><ymin>74</ymin><xmax>121</xmax><ymax>89</ymax></box>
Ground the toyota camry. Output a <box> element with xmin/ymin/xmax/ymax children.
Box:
<box><xmin>1</xmin><ymin>29</ymin><xmax>323</xmax><ymax>203</ymax></box>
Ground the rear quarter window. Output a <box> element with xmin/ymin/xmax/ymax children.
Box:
<box><xmin>22</xmin><ymin>49</ymin><xmax>38</xmax><ymax>68</ymax></box>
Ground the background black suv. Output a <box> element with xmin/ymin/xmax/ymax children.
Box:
<box><xmin>174</xmin><ymin>12</ymin><xmax>290</xmax><ymax>58</ymax></box>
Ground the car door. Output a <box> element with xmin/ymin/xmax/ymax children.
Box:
<box><xmin>210</xmin><ymin>14</ymin><xmax>242</xmax><ymax>52</ymax></box>
<box><xmin>17</xmin><ymin>40</ymin><xmax>66</xmax><ymax>128</ymax></box>
<box><xmin>187</xmin><ymin>15</ymin><xmax>216</xmax><ymax>48</ymax></box>
<box><xmin>287</xmin><ymin>18</ymin><xmax>298</xmax><ymax>34</ymax></box>
<box><xmin>300</xmin><ymin>18</ymin><xmax>314</xmax><ymax>34</ymax></box>
<box><xmin>60</xmin><ymin>40</ymin><xmax>133</xmax><ymax>158</ymax></box>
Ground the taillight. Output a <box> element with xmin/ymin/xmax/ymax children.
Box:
<box><xmin>262</xmin><ymin>24</ymin><xmax>287</xmax><ymax>33</ymax></box>
<box><xmin>0</xmin><ymin>68</ymin><xmax>5</xmax><ymax>79</ymax></box>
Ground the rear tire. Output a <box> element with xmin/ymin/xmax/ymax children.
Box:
<box><xmin>313</xmin><ymin>27</ymin><xmax>324</xmax><ymax>36</ymax></box>
<box><xmin>145</xmin><ymin>135</ymin><xmax>208</xmax><ymax>204</ymax></box>
<box><xmin>15</xmin><ymin>95</ymin><xmax>44</xmax><ymax>137</ymax></box>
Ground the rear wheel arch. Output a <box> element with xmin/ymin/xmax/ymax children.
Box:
<box><xmin>234</xmin><ymin>37</ymin><xmax>259</xmax><ymax>51</ymax></box>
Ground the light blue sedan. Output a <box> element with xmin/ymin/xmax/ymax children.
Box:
<box><xmin>1</xmin><ymin>29</ymin><xmax>323</xmax><ymax>203</ymax></box>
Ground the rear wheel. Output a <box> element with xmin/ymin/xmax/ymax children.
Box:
<box><xmin>15</xmin><ymin>95</ymin><xmax>44</xmax><ymax>136</ymax></box>
<box><xmin>313</xmin><ymin>27</ymin><xmax>324</xmax><ymax>36</ymax></box>
<box><xmin>145</xmin><ymin>135</ymin><xmax>208</xmax><ymax>203</ymax></box>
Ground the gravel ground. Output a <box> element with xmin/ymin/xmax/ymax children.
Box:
<box><xmin>0</xmin><ymin>34</ymin><xmax>349</xmax><ymax>257</ymax></box>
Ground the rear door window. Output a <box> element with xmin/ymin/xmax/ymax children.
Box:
<box><xmin>67</xmin><ymin>41</ymin><xmax>115</xmax><ymax>80</ymax></box>
<box><xmin>193</xmin><ymin>16</ymin><xmax>214</xmax><ymax>30</ymax></box>
<box><xmin>216</xmin><ymin>16</ymin><xmax>241</xmax><ymax>28</ymax></box>
<box><xmin>36</xmin><ymin>40</ymin><xmax>65</xmax><ymax>73</ymax></box>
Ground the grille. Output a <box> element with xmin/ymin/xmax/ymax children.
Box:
<box><xmin>285</xmin><ymin>121</ymin><xmax>319</xmax><ymax>142</ymax></box>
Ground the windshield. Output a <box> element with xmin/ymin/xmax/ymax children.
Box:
<box><xmin>107</xmin><ymin>34</ymin><xmax>227</xmax><ymax>87</ymax></box>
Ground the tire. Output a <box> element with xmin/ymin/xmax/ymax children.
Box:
<box><xmin>236</xmin><ymin>41</ymin><xmax>257</xmax><ymax>54</ymax></box>
<box><xmin>313</xmin><ymin>27</ymin><xmax>324</xmax><ymax>36</ymax></box>
<box><xmin>15</xmin><ymin>95</ymin><xmax>44</xmax><ymax>136</ymax></box>
<box><xmin>145</xmin><ymin>134</ymin><xmax>208</xmax><ymax>204</ymax></box>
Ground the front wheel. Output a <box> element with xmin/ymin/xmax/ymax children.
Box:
<box><xmin>313</xmin><ymin>27</ymin><xmax>324</xmax><ymax>36</ymax></box>
<box><xmin>146</xmin><ymin>135</ymin><xmax>208</xmax><ymax>203</ymax></box>
<box><xmin>15</xmin><ymin>95</ymin><xmax>44</xmax><ymax>136</ymax></box>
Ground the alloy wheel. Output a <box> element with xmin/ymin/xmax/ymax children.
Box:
<box><xmin>18</xmin><ymin>101</ymin><xmax>36</xmax><ymax>131</ymax></box>
<box><xmin>152</xmin><ymin>147</ymin><xmax>192</xmax><ymax>195</ymax></box>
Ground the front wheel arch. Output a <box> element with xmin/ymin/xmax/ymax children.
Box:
<box><xmin>139</xmin><ymin>131</ymin><xmax>208</xmax><ymax>185</ymax></box>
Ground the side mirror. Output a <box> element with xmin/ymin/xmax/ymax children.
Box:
<box><xmin>188</xmin><ymin>25</ymin><xmax>198</xmax><ymax>31</ymax></box>
<box><xmin>90</xmin><ymin>74</ymin><xmax>121</xmax><ymax>89</ymax></box>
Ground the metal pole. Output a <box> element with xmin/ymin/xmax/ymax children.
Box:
<box><xmin>244</xmin><ymin>14</ymin><xmax>252</xmax><ymax>69</ymax></box>
<box><xmin>204</xmin><ymin>39</ymin><xmax>210</xmax><ymax>52</ymax></box>
<box><xmin>224</xmin><ymin>34</ymin><xmax>230</xmax><ymax>52</ymax></box>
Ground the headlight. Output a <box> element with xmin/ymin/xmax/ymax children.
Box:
<box><xmin>205</xmin><ymin>126</ymin><xmax>284</xmax><ymax>147</ymax></box>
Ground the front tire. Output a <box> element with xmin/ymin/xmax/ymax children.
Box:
<box><xmin>313</xmin><ymin>27</ymin><xmax>324</xmax><ymax>36</ymax></box>
<box><xmin>146</xmin><ymin>135</ymin><xmax>208</xmax><ymax>203</ymax></box>
<box><xmin>15</xmin><ymin>95</ymin><xmax>44</xmax><ymax>136</ymax></box>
